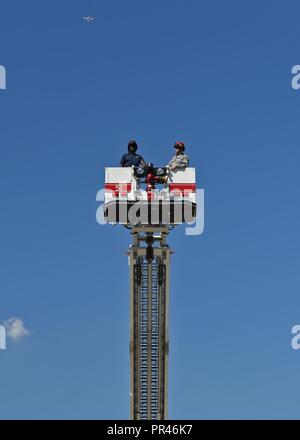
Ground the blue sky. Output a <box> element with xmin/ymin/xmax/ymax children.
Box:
<box><xmin>1</xmin><ymin>0</ymin><xmax>300</xmax><ymax>419</ymax></box>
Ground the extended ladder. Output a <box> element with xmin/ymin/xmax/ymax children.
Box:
<box><xmin>129</xmin><ymin>227</ymin><xmax>171</xmax><ymax>420</ymax></box>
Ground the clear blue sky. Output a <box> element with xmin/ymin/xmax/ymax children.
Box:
<box><xmin>1</xmin><ymin>0</ymin><xmax>300</xmax><ymax>420</ymax></box>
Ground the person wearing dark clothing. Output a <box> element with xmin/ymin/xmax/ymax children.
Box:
<box><xmin>120</xmin><ymin>140</ymin><xmax>146</xmax><ymax>167</ymax></box>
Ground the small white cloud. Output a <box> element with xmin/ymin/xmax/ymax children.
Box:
<box><xmin>3</xmin><ymin>317</ymin><xmax>30</xmax><ymax>342</ymax></box>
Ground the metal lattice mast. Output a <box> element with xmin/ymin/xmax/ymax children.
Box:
<box><xmin>129</xmin><ymin>227</ymin><xmax>170</xmax><ymax>420</ymax></box>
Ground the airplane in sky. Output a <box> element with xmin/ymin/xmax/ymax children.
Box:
<box><xmin>83</xmin><ymin>16</ymin><xmax>96</xmax><ymax>22</ymax></box>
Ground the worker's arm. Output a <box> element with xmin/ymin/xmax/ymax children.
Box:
<box><xmin>167</xmin><ymin>156</ymin><xmax>175</xmax><ymax>169</ymax></box>
<box><xmin>120</xmin><ymin>154</ymin><xmax>126</xmax><ymax>167</ymax></box>
<box><xmin>139</xmin><ymin>156</ymin><xmax>146</xmax><ymax>168</ymax></box>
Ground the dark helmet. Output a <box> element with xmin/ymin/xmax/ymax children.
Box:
<box><xmin>173</xmin><ymin>141</ymin><xmax>185</xmax><ymax>151</ymax></box>
<box><xmin>128</xmin><ymin>139</ymin><xmax>138</xmax><ymax>152</ymax></box>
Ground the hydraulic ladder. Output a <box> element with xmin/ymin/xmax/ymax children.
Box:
<box><xmin>129</xmin><ymin>226</ymin><xmax>171</xmax><ymax>420</ymax></box>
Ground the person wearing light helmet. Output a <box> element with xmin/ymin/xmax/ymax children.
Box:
<box><xmin>167</xmin><ymin>141</ymin><xmax>189</xmax><ymax>171</ymax></box>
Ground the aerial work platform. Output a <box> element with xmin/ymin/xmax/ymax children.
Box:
<box><xmin>104</xmin><ymin>166</ymin><xmax>196</xmax><ymax>226</ymax></box>
<box><xmin>103</xmin><ymin>165</ymin><xmax>197</xmax><ymax>419</ymax></box>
